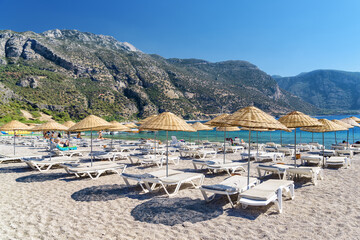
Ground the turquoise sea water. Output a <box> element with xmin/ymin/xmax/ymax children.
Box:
<box><xmin>89</xmin><ymin>114</ymin><xmax>360</xmax><ymax>149</ymax></box>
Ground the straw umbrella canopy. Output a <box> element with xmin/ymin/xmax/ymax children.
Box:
<box><xmin>0</xmin><ymin>120</ymin><xmax>32</xmax><ymax>155</ymax></box>
<box><xmin>350</xmin><ymin>116</ymin><xmax>360</xmax><ymax>123</ymax></box>
<box><xmin>214</xmin><ymin>106</ymin><xmax>289</xmax><ymax>188</ymax></box>
<box><xmin>140</xmin><ymin>112</ymin><xmax>196</xmax><ymax>177</ymax></box>
<box><xmin>192</xmin><ymin>122</ymin><xmax>213</xmax><ymax>144</ymax></box>
<box><xmin>69</xmin><ymin>115</ymin><xmax>112</xmax><ymax>166</ymax></box>
<box><xmin>125</xmin><ymin>123</ymin><xmax>138</xmax><ymax>129</ymax></box>
<box><xmin>331</xmin><ymin>120</ymin><xmax>353</xmax><ymax>144</ymax></box>
<box><xmin>340</xmin><ymin>118</ymin><xmax>360</xmax><ymax>144</ymax></box>
<box><xmin>32</xmin><ymin>121</ymin><xmax>69</xmax><ymax>160</ymax></box>
<box><xmin>301</xmin><ymin>119</ymin><xmax>347</xmax><ymax>166</ymax></box>
<box><xmin>204</xmin><ymin>114</ymin><xmax>231</xmax><ymax>127</ymax></box>
<box><xmin>108</xmin><ymin>121</ymin><xmax>131</xmax><ymax>148</ymax></box>
<box><xmin>216</xmin><ymin>126</ymin><xmax>240</xmax><ymax>131</ymax></box>
<box><xmin>278</xmin><ymin>111</ymin><xmax>322</xmax><ymax>165</ymax></box>
<box><xmin>138</xmin><ymin>115</ymin><xmax>158</xmax><ymax>125</ymax></box>
<box><xmin>63</xmin><ymin>121</ymin><xmax>76</xmax><ymax>128</ymax></box>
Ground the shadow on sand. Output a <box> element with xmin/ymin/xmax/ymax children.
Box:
<box><xmin>131</xmin><ymin>197</ymin><xmax>223</xmax><ymax>226</ymax></box>
<box><xmin>0</xmin><ymin>166</ymin><xmax>31</xmax><ymax>173</ymax></box>
<box><xmin>16</xmin><ymin>172</ymin><xmax>68</xmax><ymax>183</ymax></box>
<box><xmin>71</xmin><ymin>184</ymin><xmax>134</xmax><ymax>202</ymax></box>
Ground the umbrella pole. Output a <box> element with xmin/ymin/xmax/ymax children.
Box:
<box><xmin>335</xmin><ymin>132</ymin><xmax>337</xmax><ymax>144</ymax></box>
<box><xmin>347</xmin><ymin>130</ymin><xmax>349</xmax><ymax>147</ymax></box>
<box><xmin>14</xmin><ymin>130</ymin><xmax>16</xmax><ymax>156</ymax></box>
<box><xmin>247</xmin><ymin>130</ymin><xmax>251</xmax><ymax>189</ymax></box>
<box><xmin>322</xmin><ymin>132</ymin><xmax>325</xmax><ymax>168</ymax></box>
<box><xmin>198</xmin><ymin>131</ymin><xmax>199</xmax><ymax>145</ymax></box>
<box><xmin>166</xmin><ymin>131</ymin><xmax>169</xmax><ymax>177</ymax></box>
<box><xmin>256</xmin><ymin>131</ymin><xmax>258</xmax><ymax>155</ymax></box>
<box><xmin>300</xmin><ymin>130</ymin><xmax>301</xmax><ymax>144</ymax></box>
<box><xmin>91</xmin><ymin>130</ymin><xmax>93</xmax><ymax>167</ymax></box>
<box><xmin>294</xmin><ymin>128</ymin><xmax>297</xmax><ymax>166</ymax></box>
<box><xmin>280</xmin><ymin>131</ymin><xmax>282</xmax><ymax>146</ymax></box>
<box><xmin>353</xmin><ymin>127</ymin><xmax>355</xmax><ymax>144</ymax></box>
<box><xmin>111</xmin><ymin>132</ymin><xmax>113</xmax><ymax>149</ymax></box>
<box><xmin>154</xmin><ymin>131</ymin><xmax>157</xmax><ymax>155</ymax></box>
<box><xmin>270</xmin><ymin>132</ymin><xmax>272</xmax><ymax>142</ymax></box>
<box><xmin>223</xmin><ymin>128</ymin><xmax>226</xmax><ymax>163</ymax></box>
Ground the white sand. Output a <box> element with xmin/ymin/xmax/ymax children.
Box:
<box><xmin>0</xmin><ymin>144</ymin><xmax>359</xmax><ymax>240</ymax></box>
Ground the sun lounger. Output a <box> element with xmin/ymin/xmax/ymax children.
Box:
<box><xmin>199</xmin><ymin>175</ymin><xmax>259</xmax><ymax>207</ymax></box>
<box><xmin>319</xmin><ymin>150</ymin><xmax>336</xmax><ymax>157</ymax></box>
<box><xmin>325</xmin><ymin>156</ymin><xmax>350</xmax><ymax>168</ymax></box>
<box><xmin>239</xmin><ymin>179</ymin><xmax>295</xmax><ymax>213</ymax></box>
<box><xmin>192</xmin><ymin>149</ymin><xmax>217</xmax><ymax>159</ymax></box>
<box><xmin>141</xmin><ymin>172</ymin><xmax>205</xmax><ymax>197</ymax></box>
<box><xmin>122</xmin><ymin>169</ymin><xmax>183</xmax><ymax>192</ymax></box>
<box><xmin>255</xmin><ymin>152</ymin><xmax>285</xmax><ymax>162</ymax></box>
<box><xmin>24</xmin><ymin>157</ymin><xmax>80</xmax><ymax>172</ymax></box>
<box><xmin>139</xmin><ymin>155</ymin><xmax>179</xmax><ymax>168</ymax></box>
<box><xmin>192</xmin><ymin>159</ymin><xmax>221</xmax><ymax>170</ymax></box>
<box><xmin>300</xmin><ymin>155</ymin><xmax>323</xmax><ymax>166</ymax></box>
<box><xmin>53</xmin><ymin>148</ymin><xmax>83</xmax><ymax>157</ymax></box>
<box><xmin>335</xmin><ymin>150</ymin><xmax>353</xmax><ymax>159</ymax></box>
<box><xmin>206</xmin><ymin>162</ymin><xmax>247</xmax><ymax>176</ymax></box>
<box><xmin>63</xmin><ymin>162</ymin><xmax>126</xmax><ymax>179</ymax></box>
<box><xmin>277</xmin><ymin>147</ymin><xmax>296</xmax><ymax>156</ymax></box>
<box><xmin>0</xmin><ymin>155</ymin><xmax>44</xmax><ymax>163</ymax></box>
<box><xmin>257</xmin><ymin>164</ymin><xmax>293</xmax><ymax>179</ymax></box>
<box><xmin>287</xmin><ymin>166</ymin><xmax>323</xmax><ymax>185</ymax></box>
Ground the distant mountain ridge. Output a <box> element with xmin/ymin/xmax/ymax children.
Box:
<box><xmin>275</xmin><ymin>70</ymin><xmax>360</xmax><ymax>111</ymax></box>
<box><xmin>0</xmin><ymin>29</ymin><xmax>317</xmax><ymax>121</ymax></box>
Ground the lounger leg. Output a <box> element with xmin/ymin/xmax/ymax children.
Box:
<box><xmin>193</xmin><ymin>162</ymin><xmax>198</xmax><ymax>170</ymax></box>
<box><xmin>200</xmin><ymin>190</ymin><xmax>211</xmax><ymax>202</ymax></box>
<box><xmin>275</xmin><ymin>188</ymin><xmax>283</xmax><ymax>213</ymax></box>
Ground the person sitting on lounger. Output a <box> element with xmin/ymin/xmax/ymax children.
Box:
<box><xmin>76</xmin><ymin>133</ymin><xmax>82</xmax><ymax>139</ymax></box>
<box><xmin>63</xmin><ymin>140</ymin><xmax>70</xmax><ymax>147</ymax></box>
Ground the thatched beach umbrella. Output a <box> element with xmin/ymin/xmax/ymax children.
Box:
<box><xmin>340</xmin><ymin>118</ymin><xmax>360</xmax><ymax>144</ymax></box>
<box><xmin>216</xmin><ymin>126</ymin><xmax>240</xmax><ymax>163</ymax></box>
<box><xmin>68</xmin><ymin>115</ymin><xmax>112</xmax><ymax>166</ymax></box>
<box><xmin>0</xmin><ymin>120</ymin><xmax>31</xmax><ymax>155</ymax></box>
<box><xmin>192</xmin><ymin>122</ymin><xmax>213</xmax><ymax>144</ymax></box>
<box><xmin>215</xmin><ymin>106</ymin><xmax>288</xmax><ymax>188</ymax></box>
<box><xmin>63</xmin><ymin>121</ymin><xmax>76</xmax><ymax>128</ymax></box>
<box><xmin>278</xmin><ymin>111</ymin><xmax>322</xmax><ymax>165</ymax></box>
<box><xmin>350</xmin><ymin>116</ymin><xmax>360</xmax><ymax>123</ymax></box>
<box><xmin>125</xmin><ymin>123</ymin><xmax>138</xmax><ymax>129</ymax></box>
<box><xmin>301</xmin><ymin>119</ymin><xmax>347</xmax><ymax>166</ymax></box>
<box><xmin>32</xmin><ymin>121</ymin><xmax>69</xmax><ymax>160</ymax></box>
<box><xmin>138</xmin><ymin>115</ymin><xmax>158</xmax><ymax>125</ymax></box>
<box><xmin>108</xmin><ymin>121</ymin><xmax>131</xmax><ymax>149</ymax></box>
<box><xmin>139</xmin><ymin>112</ymin><xmax>196</xmax><ymax>177</ymax></box>
<box><xmin>331</xmin><ymin>120</ymin><xmax>353</xmax><ymax>144</ymax></box>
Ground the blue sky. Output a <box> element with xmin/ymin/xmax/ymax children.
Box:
<box><xmin>1</xmin><ymin>0</ymin><xmax>359</xmax><ymax>76</ymax></box>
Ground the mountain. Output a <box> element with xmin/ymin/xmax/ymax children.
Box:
<box><xmin>275</xmin><ymin>70</ymin><xmax>360</xmax><ymax>111</ymax></box>
<box><xmin>0</xmin><ymin>29</ymin><xmax>317</xmax><ymax>121</ymax></box>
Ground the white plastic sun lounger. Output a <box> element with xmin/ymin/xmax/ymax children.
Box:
<box><xmin>255</xmin><ymin>152</ymin><xmax>285</xmax><ymax>162</ymax></box>
<box><xmin>286</xmin><ymin>166</ymin><xmax>324</xmax><ymax>185</ymax></box>
<box><xmin>300</xmin><ymin>155</ymin><xmax>323</xmax><ymax>166</ymax></box>
<box><xmin>0</xmin><ymin>155</ymin><xmax>44</xmax><ymax>163</ymax></box>
<box><xmin>335</xmin><ymin>150</ymin><xmax>353</xmax><ymax>159</ymax></box>
<box><xmin>53</xmin><ymin>149</ymin><xmax>83</xmax><ymax>157</ymax></box>
<box><xmin>199</xmin><ymin>175</ymin><xmax>259</xmax><ymax>207</ymax></box>
<box><xmin>63</xmin><ymin>162</ymin><xmax>126</xmax><ymax>179</ymax></box>
<box><xmin>192</xmin><ymin>149</ymin><xmax>217</xmax><ymax>159</ymax></box>
<box><xmin>257</xmin><ymin>164</ymin><xmax>293</xmax><ymax>179</ymax></box>
<box><xmin>122</xmin><ymin>169</ymin><xmax>183</xmax><ymax>192</ymax></box>
<box><xmin>141</xmin><ymin>172</ymin><xmax>205</xmax><ymax>197</ymax></box>
<box><xmin>206</xmin><ymin>162</ymin><xmax>247</xmax><ymax>176</ymax></box>
<box><xmin>239</xmin><ymin>179</ymin><xmax>295</xmax><ymax>213</ymax></box>
<box><xmin>140</xmin><ymin>155</ymin><xmax>179</xmax><ymax>168</ymax></box>
<box><xmin>25</xmin><ymin>157</ymin><xmax>80</xmax><ymax>172</ymax></box>
<box><xmin>325</xmin><ymin>156</ymin><xmax>350</xmax><ymax>168</ymax></box>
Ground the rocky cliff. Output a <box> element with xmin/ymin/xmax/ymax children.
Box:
<box><xmin>0</xmin><ymin>29</ymin><xmax>317</xmax><ymax>121</ymax></box>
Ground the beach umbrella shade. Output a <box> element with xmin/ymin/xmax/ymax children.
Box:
<box><xmin>63</xmin><ymin>121</ymin><xmax>76</xmax><ymax>128</ymax></box>
<box><xmin>68</xmin><ymin>115</ymin><xmax>112</xmax><ymax>166</ymax></box>
<box><xmin>139</xmin><ymin>112</ymin><xmax>196</xmax><ymax>177</ymax></box>
<box><xmin>125</xmin><ymin>123</ymin><xmax>138</xmax><ymax>129</ymax></box>
<box><xmin>216</xmin><ymin>126</ymin><xmax>240</xmax><ymax>163</ymax></box>
<box><xmin>278</xmin><ymin>111</ymin><xmax>322</xmax><ymax>165</ymax></box>
<box><xmin>331</xmin><ymin>120</ymin><xmax>353</xmax><ymax>144</ymax></box>
<box><xmin>138</xmin><ymin>115</ymin><xmax>158</xmax><ymax>125</ymax></box>
<box><xmin>32</xmin><ymin>121</ymin><xmax>69</xmax><ymax>160</ymax></box>
<box><xmin>108</xmin><ymin>121</ymin><xmax>131</xmax><ymax>149</ymax></box>
<box><xmin>340</xmin><ymin>118</ymin><xmax>360</xmax><ymax>144</ymax></box>
<box><xmin>301</xmin><ymin>119</ymin><xmax>347</xmax><ymax>166</ymax></box>
<box><xmin>0</xmin><ymin>120</ymin><xmax>31</xmax><ymax>155</ymax></box>
<box><xmin>214</xmin><ymin>106</ymin><xmax>289</xmax><ymax>188</ymax></box>
<box><xmin>192</xmin><ymin>122</ymin><xmax>212</xmax><ymax>145</ymax></box>
<box><xmin>350</xmin><ymin>116</ymin><xmax>360</xmax><ymax>123</ymax></box>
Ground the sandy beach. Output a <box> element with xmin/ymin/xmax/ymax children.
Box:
<box><xmin>0</xmin><ymin>143</ymin><xmax>359</xmax><ymax>240</ymax></box>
